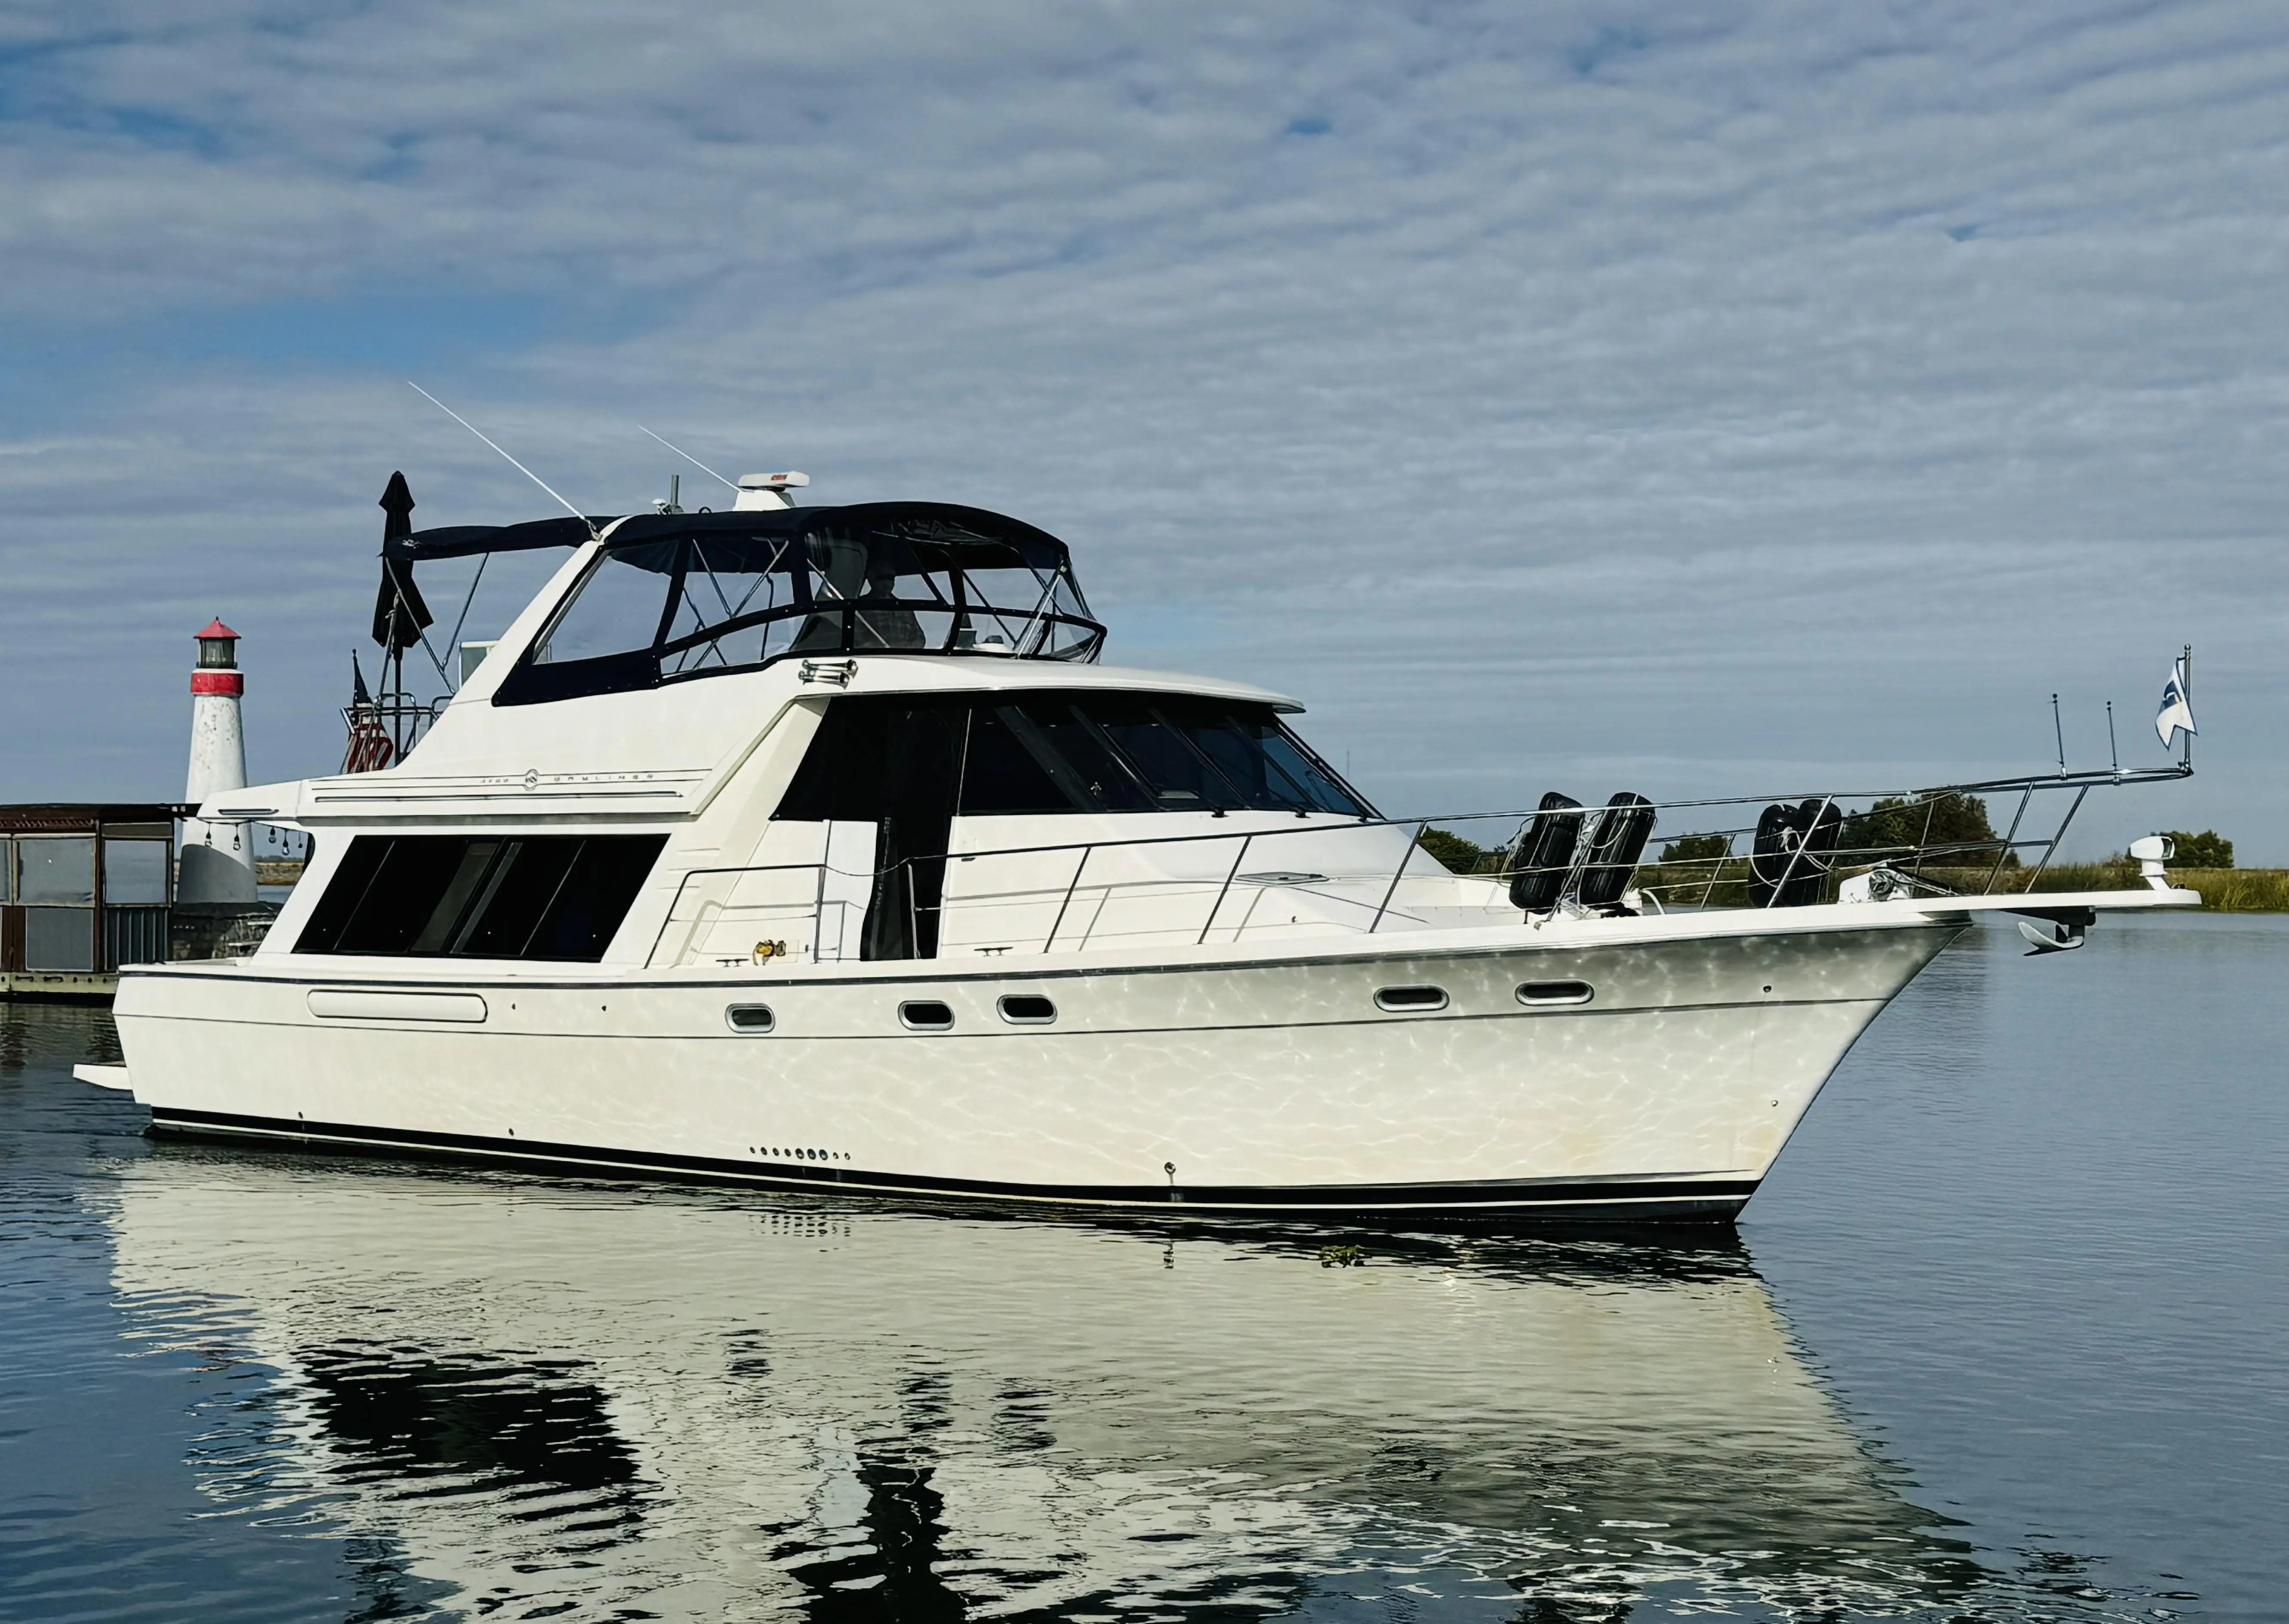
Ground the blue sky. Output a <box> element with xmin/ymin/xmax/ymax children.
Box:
<box><xmin>3</xmin><ymin>0</ymin><xmax>2285</xmax><ymax>856</ymax></box>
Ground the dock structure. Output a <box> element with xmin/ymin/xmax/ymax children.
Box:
<box><xmin>1</xmin><ymin>804</ymin><xmax>188</xmax><ymax>1002</ymax></box>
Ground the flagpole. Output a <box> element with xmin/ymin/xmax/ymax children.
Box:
<box><xmin>2182</xmin><ymin>643</ymin><xmax>2193</xmax><ymax>770</ymax></box>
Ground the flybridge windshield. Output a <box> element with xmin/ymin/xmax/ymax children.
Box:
<box><xmin>493</xmin><ymin>506</ymin><xmax>1104</xmax><ymax>705</ymax></box>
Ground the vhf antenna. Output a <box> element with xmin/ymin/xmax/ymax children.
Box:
<box><xmin>638</xmin><ymin>424</ymin><xmax>739</xmax><ymax>491</ymax></box>
<box><xmin>408</xmin><ymin>383</ymin><xmax>590</xmax><ymax>527</ymax></box>
<box><xmin>2052</xmin><ymin>693</ymin><xmax>2066</xmax><ymax>777</ymax></box>
<box><xmin>2106</xmin><ymin>700</ymin><xmax>2119</xmax><ymax>775</ymax></box>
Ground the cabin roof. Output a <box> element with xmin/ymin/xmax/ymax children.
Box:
<box><xmin>796</xmin><ymin>656</ymin><xmax>1301</xmax><ymax>711</ymax></box>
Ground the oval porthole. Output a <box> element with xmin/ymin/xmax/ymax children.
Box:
<box><xmin>1517</xmin><ymin>980</ymin><xmax>1594</xmax><ymax>1006</ymax></box>
<box><xmin>997</xmin><ymin>993</ymin><xmax>1057</xmax><ymax>1025</ymax></box>
<box><xmin>725</xmin><ymin>1003</ymin><xmax>776</xmax><ymax>1033</ymax></box>
<box><xmin>1374</xmin><ymin>985</ymin><xmax>1448</xmax><ymax>1013</ymax></box>
<box><xmin>899</xmin><ymin>1000</ymin><xmax>955</xmax><ymax>1032</ymax></box>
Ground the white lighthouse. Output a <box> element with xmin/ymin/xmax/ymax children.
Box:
<box><xmin>178</xmin><ymin>618</ymin><xmax>258</xmax><ymax>905</ymax></box>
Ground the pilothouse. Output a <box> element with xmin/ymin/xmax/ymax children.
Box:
<box><xmin>86</xmin><ymin>464</ymin><xmax>2204</xmax><ymax>1222</ymax></box>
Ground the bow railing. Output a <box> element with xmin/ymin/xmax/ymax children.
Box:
<box><xmin>644</xmin><ymin>763</ymin><xmax>2191</xmax><ymax>967</ymax></box>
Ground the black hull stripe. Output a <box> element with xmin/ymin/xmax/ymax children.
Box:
<box><xmin>147</xmin><ymin>1108</ymin><xmax>1755</xmax><ymax>1222</ymax></box>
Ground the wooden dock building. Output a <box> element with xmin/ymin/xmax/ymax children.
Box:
<box><xmin>2</xmin><ymin>804</ymin><xmax>187</xmax><ymax>1002</ymax></box>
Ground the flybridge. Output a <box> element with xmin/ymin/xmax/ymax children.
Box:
<box><xmin>363</xmin><ymin>472</ymin><xmax>1108</xmax><ymax>750</ymax></box>
<box><xmin>503</xmin><ymin>506</ymin><xmax>1102</xmax><ymax>704</ymax></box>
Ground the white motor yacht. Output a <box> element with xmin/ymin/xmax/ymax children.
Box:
<box><xmin>89</xmin><ymin>477</ymin><xmax>2200</xmax><ymax>1221</ymax></box>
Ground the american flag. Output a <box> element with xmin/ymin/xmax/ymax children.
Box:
<box><xmin>342</xmin><ymin>704</ymin><xmax>393</xmax><ymax>773</ymax></box>
<box><xmin>341</xmin><ymin>653</ymin><xmax>395</xmax><ymax>774</ymax></box>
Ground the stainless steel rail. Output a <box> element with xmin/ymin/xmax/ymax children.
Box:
<box><xmin>646</xmin><ymin>761</ymin><xmax>2191</xmax><ymax>966</ymax></box>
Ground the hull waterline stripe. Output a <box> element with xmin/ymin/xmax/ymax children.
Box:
<box><xmin>145</xmin><ymin>1108</ymin><xmax>1757</xmax><ymax>1218</ymax></box>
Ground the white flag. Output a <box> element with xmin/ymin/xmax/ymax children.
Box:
<box><xmin>2155</xmin><ymin>658</ymin><xmax>2196</xmax><ymax>748</ymax></box>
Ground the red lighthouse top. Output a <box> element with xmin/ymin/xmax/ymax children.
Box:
<box><xmin>193</xmin><ymin>618</ymin><xmax>243</xmax><ymax>685</ymax></box>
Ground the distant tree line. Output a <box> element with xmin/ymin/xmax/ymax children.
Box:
<box><xmin>1660</xmin><ymin>794</ymin><xmax>2007</xmax><ymax>866</ymax></box>
<box><xmin>2160</xmin><ymin>829</ymin><xmax>2233</xmax><ymax>868</ymax></box>
<box><xmin>1416</xmin><ymin>827</ymin><xmax>1492</xmax><ymax>872</ymax></box>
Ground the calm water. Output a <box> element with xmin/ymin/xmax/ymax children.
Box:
<box><xmin>2</xmin><ymin>913</ymin><xmax>2283</xmax><ymax>1621</ymax></box>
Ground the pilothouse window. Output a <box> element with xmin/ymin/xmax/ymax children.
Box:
<box><xmin>957</xmin><ymin>706</ymin><xmax>1073</xmax><ymax>815</ymax></box>
<box><xmin>776</xmin><ymin>691</ymin><xmax>1373</xmax><ymax>822</ymax></box>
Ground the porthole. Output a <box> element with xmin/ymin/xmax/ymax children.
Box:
<box><xmin>899</xmin><ymin>1000</ymin><xmax>955</xmax><ymax>1032</ymax></box>
<box><xmin>1374</xmin><ymin>985</ymin><xmax>1448</xmax><ymax>1013</ymax></box>
<box><xmin>997</xmin><ymin>993</ymin><xmax>1057</xmax><ymax>1025</ymax></box>
<box><xmin>725</xmin><ymin>1003</ymin><xmax>776</xmax><ymax>1033</ymax></box>
<box><xmin>1517</xmin><ymin>980</ymin><xmax>1594</xmax><ymax>1007</ymax></box>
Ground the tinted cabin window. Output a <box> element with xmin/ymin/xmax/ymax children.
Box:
<box><xmin>776</xmin><ymin>692</ymin><xmax>1375</xmax><ymax>825</ymax></box>
<box><xmin>959</xmin><ymin>706</ymin><xmax>1077</xmax><ymax>815</ymax></box>
<box><xmin>1043</xmin><ymin>694</ymin><xmax>1368</xmax><ymax>815</ymax></box>
<box><xmin>1088</xmin><ymin>695</ymin><xmax>1234</xmax><ymax>810</ymax></box>
<box><xmin>1206</xmin><ymin>711</ymin><xmax>1368</xmax><ymax>815</ymax></box>
<box><xmin>778</xmin><ymin>699</ymin><xmax>964</xmax><ymax>822</ymax></box>
<box><xmin>295</xmin><ymin>835</ymin><xmax>665</xmax><ymax>961</ymax></box>
<box><xmin>776</xmin><ymin>697</ymin><xmax>965</xmax><ymax>961</ymax></box>
<box><xmin>1013</xmin><ymin>704</ymin><xmax>1154</xmax><ymax>811</ymax></box>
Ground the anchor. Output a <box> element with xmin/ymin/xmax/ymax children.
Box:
<box><xmin>2011</xmin><ymin>905</ymin><xmax>2095</xmax><ymax>956</ymax></box>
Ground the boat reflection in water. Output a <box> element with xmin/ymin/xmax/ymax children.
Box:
<box><xmin>107</xmin><ymin>1157</ymin><xmax>1982</xmax><ymax>1620</ymax></box>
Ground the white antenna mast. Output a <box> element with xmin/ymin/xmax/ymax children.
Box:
<box><xmin>638</xmin><ymin>424</ymin><xmax>739</xmax><ymax>491</ymax></box>
<box><xmin>408</xmin><ymin>383</ymin><xmax>589</xmax><ymax>525</ymax></box>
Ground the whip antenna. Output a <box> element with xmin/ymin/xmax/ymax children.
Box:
<box><xmin>638</xmin><ymin>424</ymin><xmax>739</xmax><ymax>490</ymax></box>
<box><xmin>408</xmin><ymin>383</ymin><xmax>589</xmax><ymax>525</ymax></box>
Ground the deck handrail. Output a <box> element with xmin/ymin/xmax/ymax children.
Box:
<box><xmin>646</xmin><ymin>758</ymin><xmax>2187</xmax><ymax>966</ymax></box>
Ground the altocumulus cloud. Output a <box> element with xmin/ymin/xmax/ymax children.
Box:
<box><xmin>2</xmin><ymin>0</ymin><xmax>2286</xmax><ymax>855</ymax></box>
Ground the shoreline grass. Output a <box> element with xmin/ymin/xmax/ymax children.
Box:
<box><xmin>1412</xmin><ymin>833</ymin><xmax>2288</xmax><ymax>910</ymax></box>
<box><xmin>2007</xmin><ymin>865</ymin><xmax>2289</xmax><ymax>911</ymax></box>
<box><xmin>1624</xmin><ymin>862</ymin><xmax>2289</xmax><ymax>912</ymax></box>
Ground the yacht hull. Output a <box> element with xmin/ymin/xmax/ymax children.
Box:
<box><xmin>109</xmin><ymin>916</ymin><xmax>1961</xmax><ymax>1223</ymax></box>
